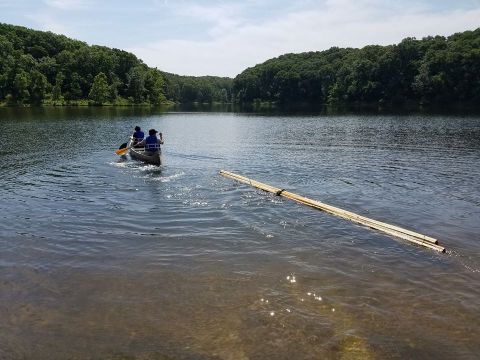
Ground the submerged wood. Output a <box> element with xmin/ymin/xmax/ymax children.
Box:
<box><xmin>219</xmin><ymin>170</ymin><xmax>446</xmax><ymax>253</ymax></box>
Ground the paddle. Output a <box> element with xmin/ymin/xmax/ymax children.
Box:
<box><xmin>115</xmin><ymin>141</ymin><xmax>130</xmax><ymax>155</ymax></box>
<box><xmin>115</xmin><ymin>147</ymin><xmax>129</xmax><ymax>156</ymax></box>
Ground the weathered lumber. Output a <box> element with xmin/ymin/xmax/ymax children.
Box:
<box><xmin>219</xmin><ymin>170</ymin><xmax>445</xmax><ymax>253</ymax></box>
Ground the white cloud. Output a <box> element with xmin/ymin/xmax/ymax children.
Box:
<box><xmin>128</xmin><ymin>0</ymin><xmax>480</xmax><ymax>77</ymax></box>
<box><xmin>25</xmin><ymin>12</ymin><xmax>73</xmax><ymax>35</ymax></box>
<box><xmin>22</xmin><ymin>0</ymin><xmax>92</xmax><ymax>37</ymax></box>
<box><xmin>0</xmin><ymin>0</ymin><xmax>20</xmax><ymax>8</ymax></box>
<box><xmin>168</xmin><ymin>2</ymin><xmax>247</xmax><ymax>37</ymax></box>
<box><xmin>44</xmin><ymin>0</ymin><xmax>90</xmax><ymax>10</ymax></box>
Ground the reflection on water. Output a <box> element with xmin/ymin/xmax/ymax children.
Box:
<box><xmin>0</xmin><ymin>107</ymin><xmax>479</xmax><ymax>359</ymax></box>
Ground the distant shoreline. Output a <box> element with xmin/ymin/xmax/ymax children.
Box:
<box><xmin>2</xmin><ymin>102</ymin><xmax>479</xmax><ymax>116</ymax></box>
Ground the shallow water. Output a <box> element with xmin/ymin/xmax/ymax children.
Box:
<box><xmin>0</xmin><ymin>107</ymin><xmax>479</xmax><ymax>359</ymax></box>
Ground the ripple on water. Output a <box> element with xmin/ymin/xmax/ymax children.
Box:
<box><xmin>1</xmin><ymin>111</ymin><xmax>479</xmax><ymax>359</ymax></box>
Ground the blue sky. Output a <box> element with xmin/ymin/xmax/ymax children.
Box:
<box><xmin>1</xmin><ymin>0</ymin><xmax>479</xmax><ymax>77</ymax></box>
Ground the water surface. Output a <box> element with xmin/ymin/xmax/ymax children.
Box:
<box><xmin>0</xmin><ymin>107</ymin><xmax>479</xmax><ymax>359</ymax></box>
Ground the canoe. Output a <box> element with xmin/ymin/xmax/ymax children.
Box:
<box><xmin>129</xmin><ymin>147</ymin><xmax>161</xmax><ymax>166</ymax></box>
<box><xmin>128</xmin><ymin>142</ymin><xmax>161</xmax><ymax>166</ymax></box>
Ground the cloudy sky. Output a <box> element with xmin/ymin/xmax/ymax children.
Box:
<box><xmin>1</xmin><ymin>0</ymin><xmax>479</xmax><ymax>77</ymax></box>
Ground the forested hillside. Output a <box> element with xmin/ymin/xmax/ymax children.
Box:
<box><xmin>163</xmin><ymin>73</ymin><xmax>233</xmax><ymax>104</ymax></box>
<box><xmin>0</xmin><ymin>23</ymin><xmax>232</xmax><ymax>105</ymax></box>
<box><xmin>233</xmin><ymin>28</ymin><xmax>480</xmax><ymax>107</ymax></box>
<box><xmin>1</xmin><ymin>23</ymin><xmax>479</xmax><ymax>108</ymax></box>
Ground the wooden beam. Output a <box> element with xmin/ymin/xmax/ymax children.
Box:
<box><xmin>219</xmin><ymin>170</ymin><xmax>446</xmax><ymax>253</ymax></box>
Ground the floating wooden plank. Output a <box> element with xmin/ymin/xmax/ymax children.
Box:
<box><xmin>219</xmin><ymin>170</ymin><xmax>445</xmax><ymax>253</ymax></box>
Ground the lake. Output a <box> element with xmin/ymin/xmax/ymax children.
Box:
<box><xmin>0</xmin><ymin>107</ymin><xmax>479</xmax><ymax>359</ymax></box>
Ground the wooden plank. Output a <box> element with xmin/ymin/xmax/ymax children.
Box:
<box><xmin>219</xmin><ymin>170</ymin><xmax>446</xmax><ymax>253</ymax></box>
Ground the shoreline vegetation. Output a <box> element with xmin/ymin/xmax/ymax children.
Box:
<box><xmin>0</xmin><ymin>23</ymin><xmax>479</xmax><ymax>110</ymax></box>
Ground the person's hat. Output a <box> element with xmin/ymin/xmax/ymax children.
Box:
<box><xmin>149</xmin><ymin>129</ymin><xmax>158</xmax><ymax>135</ymax></box>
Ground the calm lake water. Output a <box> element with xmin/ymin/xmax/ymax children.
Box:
<box><xmin>0</xmin><ymin>107</ymin><xmax>479</xmax><ymax>359</ymax></box>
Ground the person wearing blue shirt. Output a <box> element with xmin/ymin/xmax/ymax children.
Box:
<box><xmin>137</xmin><ymin>129</ymin><xmax>163</xmax><ymax>153</ymax></box>
<box><xmin>132</xmin><ymin>126</ymin><xmax>145</xmax><ymax>146</ymax></box>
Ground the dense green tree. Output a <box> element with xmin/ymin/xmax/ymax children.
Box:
<box><xmin>1</xmin><ymin>22</ymin><xmax>477</xmax><ymax>107</ymax></box>
<box><xmin>108</xmin><ymin>73</ymin><xmax>121</xmax><ymax>102</ymax></box>
<box><xmin>51</xmin><ymin>72</ymin><xmax>64</xmax><ymax>103</ymax></box>
<box><xmin>29</xmin><ymin>70</ymin><xmax>49</xmax><ymax>104</ymax></box>
<box><xmin>0</xmin><ymin>35</ymin><xmax>15</xmax><ymax>100</ymax></box>
<box><xmin>233</xmin><ymin>28</ymin><xmax>480</xmax><ymax>107</ymax></box>
<box><xmin>13</xmin><ymin>70</ymin><xmax>29</xmax><ymax>103</ymax></box>
<box><xmin>0</xmin><ymin>23</ymin><xmax>232</xmax><ymax>105</ymax></box>
<box><xmin>220</xmin><ymin>88</ymin><xmax>228</xmax><ymax>102</ymax></box>
<box><xmin>144</xmin><ymin>68</ymin><xmax>166</xmax><ymax>105</ymax></box>
<box><xmin>88</xmin><ymin>72</ymin><xmax>109</xmax><ymax>104</ymax></box>
<box><xmin>37</xmin><ymin>56</ymin><xmax>58</xmax><ymax>85</ymax></box>
<box><xmin>0</xmin><ymin>23</ymin><xmax>173</xmax><ymax>105</ymax></box>
<box><xmin>162</xmin><ymin>73</ymin><xmax>233</xmax><ymax>104</ymax></box>
<box><xmin>65</xmin><ymin>72</ymin><xmax>83</xmax><ymax>100</ymax></box>
<box><xmin>127</xmin><ymin>66</ymin><xmax>146</xmax><ymax>103</ymax></box>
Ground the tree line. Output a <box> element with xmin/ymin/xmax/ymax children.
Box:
<box><xmin>0</xmin><ymin>23</ymin><xmax>233</xmax><ymax>105</ymax></box>
<box><xmin>233</xmin><ymin>28</ymin><xmax>480</xmax><ymax>107</ymax></box>
<box><xmin>1</xmin><ymin>23</ymin><xmax>478</xmax><ymax>108</ymax></box>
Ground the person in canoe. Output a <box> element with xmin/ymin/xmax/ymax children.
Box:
<box><xmin>132</xmin><ymin>126</ymin><xmax>145</xmax><ymax>147</ymax></box>
<box><xmin>136</xmin><ymin>129</ymin><xmax>163</xmax><ymax>153</ymax></box>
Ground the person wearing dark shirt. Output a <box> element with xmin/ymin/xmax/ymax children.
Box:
<box><xmin>137</xmin><ymin>129</ymin><xmax>163</xmax><ymax>153</ymax></box>
<box><xmin>132</xmin><ymin>126</ymin><xmax>145</xmax><ymax>146</ymax></box>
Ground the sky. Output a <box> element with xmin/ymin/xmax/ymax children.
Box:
<box><xmin>1</xmin><ymin>0</ymin><xmax>480</xmax><ymax>77</ymax></box>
